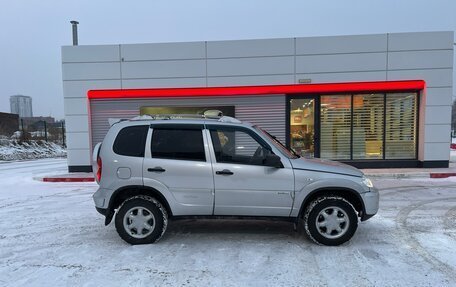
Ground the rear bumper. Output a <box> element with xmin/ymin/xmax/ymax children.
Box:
<box><xmin>93</xmin><ymin>187</ymin><xmax>112</xmax><ymax>209</ymax></box>
<box><xmin>360</xmin><ymin>186</ymin><xmax>379</xmax><ymax>221</ymax></box>
<box><xmin>96</xmin><ymin>207</ymin><xmax>108</xmax><ymax>216</ymax></box>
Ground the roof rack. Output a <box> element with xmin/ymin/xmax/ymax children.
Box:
<box><xmin>109</xmin><ymin>114</ymin><xmax>241</xmax><ymax>126</ymax></box>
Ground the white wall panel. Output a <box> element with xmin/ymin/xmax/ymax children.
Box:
<box><xmin>424</xmin><ymin>124</ymin><xmax>451</xmax><ymax>143</ymax></box>
<box><xmin>122</xmin><ymin>78</ymin><xmax>206</xmax><ymax>89</ymax></box>
<box><xmin>66</xmin><ymin>132</ymin><xmax>91</xmax><ymax>149</ymax></box>
<box><xmin>62</xmin><ymin>45</ymin><xmax>120</xmax><ymax>63</ymax></box>
<box><xmin>424</xmin><ymin>106</ymin><xmax>452</xmax><ymax>125</ymax></box>
<box><xmin>64</xmin><ymin>98</ymin><xmax>88</xmax><ymax>115</ymax></box>
<box><xmin>66</xmin><ymin>115</ymin><xmax>89</xmax><ymax>132</ymax></box>
<box><xmin>208</xmin><ymin>75</ymin><xmax>294</xmax><ymax>87</ymax></box>
<box><xmin>207</xmin><ymin>56</ymin><xmax>293</xmax><ymax>76</ymax></box>
<box><xmin>388</xmin><ymin>31</ymin><xmax>454</xmax><ymax>51</ymax></box>
<box><xmin>295</xmin><ymin>71</ymin><xmax>386</xmax><ymax>84</ymax></box>
<box><xmin>296</xmin><ymin>53</ymin><xmax>386</xmax><ymax>73</ymax></box>
<box><xmin>63</xmin><ymin>80</ymin><xmax>121</xmax><ymax>98</ymax></box>
<box><xmin>296</xmin><ymin>34</ymin><xmax>387</xmax><ymax>55</ymax></box>
<box><xmin>387</xmin><ymin>69</ymin><xmax>452</xmax><ymax>88</ymax></box>
<box><xmin>121</xmin><ymin>42</ymin><xmax>205</xmax><ymax>61</ymax></box>
<box><xmin>424</xmin><ymin>143</ymin><xmax>451</xmax><ymax>160</ymax></box>
<box><xmin>207</xmin><ymin>38</ymin><xmax>294</xmax><ymax>58</ymax></box>
<box><xmin>388</xmin><ymin>50</ymin><xmax>453</xmax><ymax>70</ymax></box>
<box><xmin>425</xmin><ymin>87</ymin><xmax>453</xmax><ymax>106</ymax></box>
<box><xmin>122</xmin><ymin>60</ymin><xmax>206</xmax><ymax>79</ymax></box>
<box><xmin>67</xmin><ymin>149</ymin><xmax>91</xmax><ymax>166</ymax></box>
<box><xmin>62</xmin><ymin>63</ymin><xmax>120</xmax><ymax>80</ymax></box>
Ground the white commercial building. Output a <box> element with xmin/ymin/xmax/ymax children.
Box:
<box><xmin>61</xmin><ymin>31</ymin><xmax>454</xmax><ymax>172</ymax></box>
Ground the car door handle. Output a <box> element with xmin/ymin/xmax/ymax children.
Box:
<box><xmin>148</xmin><ymin>167</ymin><xmax>166</xmax><ymax>173</ymax></box>
<box><xmin>215</xmin><ymin>169</ymin><xmax>234</xmax><ymax>175</ymax></box>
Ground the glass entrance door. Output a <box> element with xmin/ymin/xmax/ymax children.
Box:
<box><xmin>289</xmin><ymin>98</ymin><xmax>316</xmax><ymax>158</ymax></box>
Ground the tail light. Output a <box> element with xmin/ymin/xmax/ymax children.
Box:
<box><xmin>96</xmin><ymin>156</ymin><xmax>102</xmax><ymax>182</ymax></box>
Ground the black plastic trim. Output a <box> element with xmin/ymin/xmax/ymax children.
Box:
<box><xmin>171</xmin><ymin>215</ymin><xmax>296</xmax><ymax>222</ymax></box>
<box><xmin>68</xmin><ymin>165</ymin><xmax>92</xmax><ymax>172</ymax></box>
<box><xmin>297</xmin><ymin>187</ymin><xmax>366</xmax><ymax>219</ymax></box>
<box><xmin>96</xmin><ymin>207</ymin><xmax>107</xmax><ymax>216</ymax></box>
<box><xmin>361</xmin><ymin>213</ymin><xmax>375</xmax><ymax>221</ymax></box>
<box><xmin>420</xmin><ymin>160</ymin><xmax>449</xmax><ymax>168</ymax></box>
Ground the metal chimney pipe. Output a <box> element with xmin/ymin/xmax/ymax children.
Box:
<box><xmin>70</xmin><ymin>21</ymin><xmax>79</xmax><ymax>45</ymax></box>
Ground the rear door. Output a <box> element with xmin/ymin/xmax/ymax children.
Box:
<box><xmin>207</xmin><ymin>125</ymin><xmax>294</xmax><ymax>217</ymax></box>
<box><xmin>142</xmin><ymin>124</ymin><xmax>214</xmax><ymax>215</ymax></box>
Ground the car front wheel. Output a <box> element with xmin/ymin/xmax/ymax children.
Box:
<box><xmin>303</xmin><ymin>196</ymin><xmax>358</xmax><ymax>246</ymax></box>
<box><xmin>115</xmin><ymin>195</ymin><xmax>168</xmax><ymax>245</ymax></box>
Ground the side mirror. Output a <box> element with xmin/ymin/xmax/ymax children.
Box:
<box><xmin>264</xmin><ymin>154</ymin><xmax>284</xmax><ymax>168</ymax></box>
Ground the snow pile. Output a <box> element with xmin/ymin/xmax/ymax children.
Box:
<box><xmin>0</xmin><ymin>139</ymin><xmax>66</xmax><ymax>161</ymax></box>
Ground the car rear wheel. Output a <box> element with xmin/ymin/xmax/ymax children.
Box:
<box><xmin>115</xmin><ymin>195</ymin><xmax>168</xmax><ymax>245</ymax></box>
<box><xmin>303</xmin><ymin>196</ymin><xmax>358</xmax><ymax>246</ymax></box>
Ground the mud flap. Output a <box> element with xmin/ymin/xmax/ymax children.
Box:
<box><xmin>104</xmin><ymin>210</ymin><xmax>115</xmax><ymax>226</ymax></box>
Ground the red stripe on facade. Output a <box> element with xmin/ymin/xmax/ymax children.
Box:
<box><xmin>87</xmin><ymin>80</ymin><xmax>425</xmax><ymax>99</ymax></box>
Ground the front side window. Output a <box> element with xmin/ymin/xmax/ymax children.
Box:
<box><xmin>113</xmin><ymin>125</ymin><xmax>149</xmax><ymax>157</ymax></box>
<box><xmin>209</xmin><ymin>127</ymin><xmax>272</xmax><ymax>166</ymax></box>
<box><xmin>151</xmin><ymin>128</ymin><xmax>205</xmax><ymax>161</ymax></box>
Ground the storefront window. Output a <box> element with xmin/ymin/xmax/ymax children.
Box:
<box><xmin>353</xmin><ymin>94</ymin><xmax>384</xmax><ymax>159</ymax></box>
<box><xmin>385</xmin><ymin>93</ymin><xmax>417</xmax><ymax>159</ymax></box>
<box><xmin>292</xmin><ymin>92</ymin><xmax>418</xmax><ymax>161</ymax></box>
<box><xmin>320</xmin><ymin>95</ymin><xmax>351</xmax><ymax>160</ymax></box>
<box><xmin>289</xmin><ymin>99</ymin><xmax>315</xmax><ymax>158</ymax></box>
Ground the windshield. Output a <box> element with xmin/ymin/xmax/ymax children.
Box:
<box><xmin>254</xmin><ymin>126</ymin><xmax>299</xmax><ymax>159</ymax></box>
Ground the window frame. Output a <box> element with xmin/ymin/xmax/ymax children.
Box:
<box><xmin>206</xmin><ymin>124</ymin><xmax>275</xmax><ymax>166</ymax></box>
<box><xmin>149</xmin><ymin>124</ymin><xmax>207</xmax><ymax>162</ymax></box>
<box><xmin>112</xmin><ymin>125</ymin><xmax>149</xmax><ymax>158</ymax></box>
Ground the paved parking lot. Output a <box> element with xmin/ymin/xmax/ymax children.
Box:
<box><xmin>0</xmin><ymin>159</ymin><xmax>455</xmax><ymax>286</ymax></box>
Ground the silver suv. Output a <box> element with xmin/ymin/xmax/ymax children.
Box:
<box><xmin>92</xmin><ymin>115</ymin><xmax>379</xmax><ymax>246</ymax></box>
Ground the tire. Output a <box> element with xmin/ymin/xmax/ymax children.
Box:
<box><xmin>303</xmin><ymin>196</ymin><xmax>358</xmax><ymax>246</ymax></box>
<box><xmin>115</xmin><ymin>195</ymin><xmax>168</xmax><ymax>245</ymax></box>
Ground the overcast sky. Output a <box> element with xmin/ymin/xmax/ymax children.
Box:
<box><xmin>0</xmin><ymin>0</ymin><xmax>455</xmax><ymax>119</ymax></box>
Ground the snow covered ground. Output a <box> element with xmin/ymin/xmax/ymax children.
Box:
<box><xmin>0</xmin><ymin>159</ymin><xmax>455</xmax><ymax>286</ymax></box>
<box><xmin>0</xmin><ymin>140</ymin><xmax>66</xmax><ymax>161</ymax></box>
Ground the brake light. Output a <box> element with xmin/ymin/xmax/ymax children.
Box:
<box><xmin>96</xmin><ymin>156</ymin><xmax>102</xmax><ymax>182</ymax></box>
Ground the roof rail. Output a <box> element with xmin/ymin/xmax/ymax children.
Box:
<box><xmin>134</xmin><ymin>114</ymin><xmax>219</xmax><ymax>120</ymax></box>
<box><xmin>109</xmin><ymin>114</ymin><xmax>242</xmax><ymax>125</ymax></box>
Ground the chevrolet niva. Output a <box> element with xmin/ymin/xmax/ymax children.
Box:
<box><xmin>92</xmin><ymin>115</ymin><xmax>379</xmax><ymax>246</ymax></box>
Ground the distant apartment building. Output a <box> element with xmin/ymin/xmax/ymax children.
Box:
<box><xmin>10</xmin><ymin>95</ymin><xmax>33</xmax><ymax>118</ymax></box>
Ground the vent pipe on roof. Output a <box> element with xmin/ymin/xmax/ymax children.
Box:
<box><xmin>70</xmin><ymin>21</ymin><xmax>79</xmax><ymax>46</ymax></box>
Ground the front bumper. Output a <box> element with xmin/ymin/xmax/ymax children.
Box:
<box><xmin>360</xmin><ymin>186</ymin><xmax>379</xmax><ymax>221</ymax></box>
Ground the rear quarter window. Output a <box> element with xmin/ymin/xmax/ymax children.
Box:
<box><xmin>113</xmin><ymin>125</ymin><xmax>149</xmax><ymax>157</ymax></box>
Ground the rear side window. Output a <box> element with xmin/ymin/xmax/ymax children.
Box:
<box><xmin>151</xmin><ymin>128</ymin><xmax>205</xmax><ymax>161</ymax></box>
<box><xmin>113</xmin><ymin>125</ymin><xmax>149</xmax><ymax>157</ymax></box>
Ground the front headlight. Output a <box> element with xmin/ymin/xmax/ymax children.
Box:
<box><xmin>362</xmin><ymin>176</ymin><xmax>374</xmax><ymax>188</ymax></box>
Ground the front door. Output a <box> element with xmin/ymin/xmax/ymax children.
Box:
<box><xmin>289</xmin><ymin>97</ymin><xmax>317</xmax><ymax>158</ymax></box>
<box><xmin>207</xmin><ymin>126</ymin><xmax>294</xmax><ymax>217</ymax></box>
